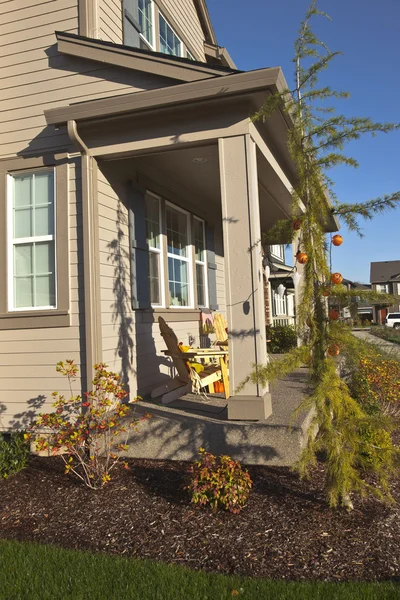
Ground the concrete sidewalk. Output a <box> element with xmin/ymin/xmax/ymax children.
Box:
<box><xmin>352</xmin><ymin>330</ymin><xmax>400</xmax><ymax>357</ymax></box>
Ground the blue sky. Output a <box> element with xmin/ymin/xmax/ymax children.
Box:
<box><xmin>207</xmin><ymin>0</ymin><xmax>400</xmax><ymax>283</ymax></box>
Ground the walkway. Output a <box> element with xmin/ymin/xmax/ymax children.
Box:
<box><xmin>352</xmin><ymin>329</ymin><xmax>400</xmax><ymax>357</ymax></box>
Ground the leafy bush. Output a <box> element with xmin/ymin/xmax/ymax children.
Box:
<box><xmin>186</xmin><ymin>448</ymin><xmax>252</xmax><ymax>514</ymax></box>
<box><xmin>0</xmin><ymin>432</ymin><xmax>29</xmax><ymax>479</ymax></box>
<box><xmin>266</xmin><ymin>324</ymin><xmax>298</xmax><ymax>353</ymax></box>
<box><xmin>351</xmin><ymin>357</ymin><xmax>400</xmax><ymax>417</ymax></box>
<box><xmin>29</xmin><ymin>360</ymin><xmax>148</xmax><ymax>489</ymax></box>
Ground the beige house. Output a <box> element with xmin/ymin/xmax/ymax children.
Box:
<box><xmin>0</xmin><ymin>0</ymin><xmax>310</xmax><ymax>433</ymax></box>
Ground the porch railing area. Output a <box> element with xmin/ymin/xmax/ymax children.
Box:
<box><xmin>272</xmin><ymin>315</ymin><xmax>296</xmax><ymax>327</ymax></box>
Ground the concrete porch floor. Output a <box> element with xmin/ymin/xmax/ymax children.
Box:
<box><xmin>126</xmin><ymin>367</ymin><xmax>314</xmax><ymax>466</ymax></box>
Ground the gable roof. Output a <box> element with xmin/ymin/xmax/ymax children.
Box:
<box><xmin>370</xmin><ymin>260</ymin><xmax>400</xmax><ymax>283</ymax></box>
<box><xmin>55</xmin><ymin>31</ymin><xmax>239</xmax><ymax>84</ymax></box>
<box><xmin>193</xmin><ymin>0</ymin><xmax>217</xmax><ymax>45</ymax></box>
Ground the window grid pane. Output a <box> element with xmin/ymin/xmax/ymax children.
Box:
<box><xmin>168</xmin><ymin>256</ymin><xmax>189</xmax><ymax>307</ymax></box>
<box><xmin>138</xmin><ymin>0</ymin><xmax>153</xmax><ymax>46</ymax></box>
<box><xmin>159</xmin><ymin>14</ymin><xmax>182</xmax><ymax>56</ymax></box>
<box><xmin>166</xmin><ymin>206</ymin><xmax>188</xmax><ymax>257</ymax></box>
<box><xmin>148</xmin><ymin>251</ymin><xmax>161</xmax><ymax>305</ymax></box>
<box><xmin>196</xmin><ymin>263</ymin><xmax>205</xmax><ymax>307</ymax></box>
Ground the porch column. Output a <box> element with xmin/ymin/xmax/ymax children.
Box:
<box><xmin>219</xmin><ymin>135</ymin><xmax>272</xmax><ymax>421</ymax></box>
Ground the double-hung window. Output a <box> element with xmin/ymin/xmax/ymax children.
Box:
<box><xmin>8</xmin><ymin>171</ymin><xmax>56</xmax><ymax>311</ymax></box>
<box><xmin>138</xmin><ymin>0</ymin><xmax>154</xmax><ymax>48</ymax></box>
<box><xmin>159</xmin><ymin>13</ymin><xmax>182</xmax><ymax>57</ymax></box>
<box><xmin>144</xmin><ymin>195</ymin><xmax>207</xmax><ymax>308</ymax></box>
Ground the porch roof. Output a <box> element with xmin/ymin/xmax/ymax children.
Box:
<box><xmin>45</xmin><ymin>64</ymin><xmax>289</xmax><ymax>127</ymax></box>
<box><xmin>54</xmin><ymin>31</ymin><xmax>239</xmax><ymax>85</ymax></box>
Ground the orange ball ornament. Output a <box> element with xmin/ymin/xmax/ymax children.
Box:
<box><xmin>332</xmin><ymin>234</ymin><xmax>343</xmax><ymax>247</ymax></box>
<box><xmin>329</xmin><ymin>309</ymin><xmax>340</xmax><ymax>321</ymax></box>
<box><xmin>328</xmin><ymin>344</ymin><xmax>340</xmax><ymax>357</ymax></box>
<box><xmin>296</xmin><ymin>251</ymin><xmax>308</xmax><ymax>265</ymax></box>
<box><xmin>292</xmin><ymin>219</ymin><xmax>302</xmax><ymax>231</ymax></box>
<box><xmin>321</xmin><ymin>286</ymin><xmax>331</xmax><ymax>297</ymax></box>
<box><xmin>331</xmin><ymin>272</ymin><xmax>343</xmax><ymax>285</ymax></box>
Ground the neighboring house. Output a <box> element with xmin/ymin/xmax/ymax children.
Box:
<box><xmin>0</xmin><ymin>0</ymin><xmax>337</xmax><ymax>431</ymax></box>
<box><xmin>265</xmin><ymin>244</ymin><xmax>296</xmax><ymax>327</ymax></box>
<box><xmin>370</xmin><ymin>261</ymin><xmax>400</xmax><ymax>323</ymax></box>
<box><xmin>329</xmin><ymin>278</ymin><xmax>373</xmax><ymax>323</ymax></box>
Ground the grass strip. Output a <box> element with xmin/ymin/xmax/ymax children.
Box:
<box><xmin>0</xmin><ymin>540</ymin><xmax>399</xmax><ymax>600</ymax></box>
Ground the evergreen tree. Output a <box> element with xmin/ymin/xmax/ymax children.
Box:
<box><xmin>250</xmin><ymin>0</ymin><xmax>400</xmax><ymax>508</ymax></box>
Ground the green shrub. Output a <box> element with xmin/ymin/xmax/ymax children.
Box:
<box><xmin>186</xmin><ymin>448</ymin><xmax>252</xmax><ymax>514</ymax></box>
<box><xmin>266</xmin><ymin>324</ymin><xmax>297</xmax><ymax>353</ymax></box>
<box><xmin>358</xmin><ymin>424</ymin><xmax>396</xmax><ymax>470</ymax></box>
<box><xmin>0</xmin><ymin>432</ymin><xmax>29</xmax><ymax>479</ymax></box>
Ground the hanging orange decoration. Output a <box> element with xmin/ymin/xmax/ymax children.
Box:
<box><xmin>328</xmin><ymin>344</ymin><xmax>340</xmax><ymax>357</ymax></box>
<box><xmin>292</xmin><ymin>219</ymin><xmax>302</xmax><ymax>231</ymax></box>
<box><xmin>331</xmin><ymin>272</ymin><xmax>343</xmax><ymax>285</ymax></box>
<box><xmin>329</xmin><ymin>309</ymin><xmax>340</xmax><ymax>321</ymax></box>
<box><xmin>296</xmin><ymin>251</ymin><xmax>308</xmax><ymax>265</ymax></box>
<box><xmin>332</xmin><ymin>234</ymin><xmax>343</xmax><ymax>246</ymax></box>
<box><xmin>321</xmin><ymin>286</ymin><xmax>331</xmax><ymax>297</ymax></box>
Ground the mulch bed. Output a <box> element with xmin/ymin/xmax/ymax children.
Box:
<box><xmin>1</xmin><ymin>451</ymin><xmax>400</xmax><ymax>583</ymax></box>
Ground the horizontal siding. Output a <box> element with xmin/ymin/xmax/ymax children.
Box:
<box><xmin>98</xmin><ymin>167</ymin><xmax>133</xmax><ymax>384</ymax></box>
<box><xmin>159</xmin><ymin>0</ymin><xmax>206</xmax><ymax>61</ymax></box>
<box><xmin>0</xmin><ymin>0</ymin><xmax>172</xmax><ymax>159</ymax></box>
<box><xmin>0</xmin><ymin>157</ymin><xmax>85</xmax><ymax>430</ymax></box>
<box><xmin>99</xmin><ymin>0</ymin><xmax>123</xmax><ymax>44</ymax></box>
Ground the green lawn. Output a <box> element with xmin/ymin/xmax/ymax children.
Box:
<box><xmin>0</xmin><ymin>540</ymin><xmax>399</xmax><ymax>599</ymax></box>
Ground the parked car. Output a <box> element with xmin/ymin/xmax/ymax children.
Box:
<box><xmin>385</xmin><ymin>313</ymin><xmax>400</xmax><ymax>329</ymax></box>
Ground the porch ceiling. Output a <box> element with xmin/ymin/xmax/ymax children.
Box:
<box><xmin>109</xmin><ymin>143</ymin><xmax>292</xmax><ymax>230</ymax></box>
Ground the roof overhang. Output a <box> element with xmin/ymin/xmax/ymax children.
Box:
<box><xmin>55</xmin><ymin>31</ymin><xmax>238</xmax><ymax>83</ymax></box>
<box><xmin>204</xmin><ymin>42</ymin><xmax>237</xmax><ymax>70</ymax></box>
<box><xmin>45</xmin><ymin>66</ymin><xmax>288</xmax><ymax>126</ymax></box>
<box><xmin>193</xmin><ymin>0</ymin><xmax>217</xmax><ymax>45</ymax></box>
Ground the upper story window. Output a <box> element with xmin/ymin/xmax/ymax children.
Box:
<box><xmin>187</xmin><ymin>50</ymin><xmax>195</xmax><ymax>61</ymax></box>
<box><xmin>8</xmin><ymin>171</ymin><xmax>56</xmax><ymax>311</ymax></box>
<box><xmin>376</xmin><ymin>283</ymin><xmax>389</xmax><ymax>294</ymax></box>
<box><xmin>270</xmin><ymin>244</ymin><xmax>285</xmax><ymax>262</ymax></box>
<box><xmin>159</xmin><ymin>13</ymin><xmax>182</xmax><ymax>57</ymax></box>
<box><xmin>138</xmin><ymin>0</ymin><xmax>154</xmax><ymax>48</ymax></box>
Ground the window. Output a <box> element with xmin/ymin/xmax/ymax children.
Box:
<box><xmin>145</xmin><ymin>193</ymin><xmax>163</xmax><ymax>306</ymax></box>
<box><xmin>377</xmin><ymin>283</ymin><xmax>389</xmax><ymax>294</ymax></box>
<box><xmin>138</xmin><ymin>0</ymin><xmax>154</xmax><ymax>48</ymax></box>
<box><xmin>270</xmin><ymin>245</ymin><xmax>285</xmax><ymax>261</ymax></box>
<box><xmin>159</xmin><ymin>13</ymin><xmax>182</xmax><ymax>57</ymax></box>
<box><xmin>8</xmin><ymin>171</ymin><xmax>56</xmax><ymax>311</ymax></box>
<box><xmin>186</xmin><ymin>50</ymin><xmax>195</xmax><ymax>61</ymax></box>
<box><xmin>194</xmin><ymin>217</ymin><xmax>207</xmax><ymax>307</ymax></box>
<box><xmin>144</xmin><ymin>195</ymin><xmax>207</xmax><ymax>308</ymax></box>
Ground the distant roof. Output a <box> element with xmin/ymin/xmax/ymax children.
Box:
<box><xmin>342</xmin><ymin>278</ymin><xmax>371</xmax><ymax>289</ymax></box>
<box><xmin>370</xmin><ymin>261</ymin><xmax>400</xmax><ymax>283</ymax></box>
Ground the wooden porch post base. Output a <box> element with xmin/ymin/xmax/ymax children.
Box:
<box><xmin>227</xmin><ymin>392</ymin><xmax>272</xmax><ymax>421</ymax></box>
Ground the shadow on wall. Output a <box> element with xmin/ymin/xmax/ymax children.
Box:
<box><xmin>107</xmin><ymin>197</ymin><xmax>134</xmax><ymax>391</ymax></box>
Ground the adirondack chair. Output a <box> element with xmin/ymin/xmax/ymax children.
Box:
<box><xmin>151</xmin><ymin>317</ymin><xmax>229</xmax><ymax>405</ymax></box>
<box><xmin>212</xmin><ymin>312</ymin><xmax>228</xmax><ymax>348</ymax></box>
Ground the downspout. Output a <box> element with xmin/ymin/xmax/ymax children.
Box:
<box><xmin>67</xmin><ymin>120</ymin><xmax>102</xmax><ymax>392</ymax></box>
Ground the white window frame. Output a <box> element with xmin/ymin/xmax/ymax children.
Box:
<box><xmin>145</xmin><ymin>192</ymin><xmax>165</xmax><ymax>308</ymax></box>
<box><xmin>193</xmin><ymin>216</ymin><xmax>208</xmax><ymax>308</ymax></box>
<box><xmin>273</xmin><ymin>289</ymin><xmax>287</xmax><ymax>316</ymax></box>
<box><xmin>158</xmin><ymin>11</ymin><xmax>183</xmax><ymax>57</ymax></box>
<box><xmin>138</xmin><ymin>0</ymin><xmax>155</xmax><ymax>50</ymax></box>
<box><xmin>165</xmin><ymin>201</ymin><xmax>193</xmax><ymax>309</ymax></box>
<box><xmin>270</xmin><ymin>244</ymin><xmax>285</xmax><ymax>261</ymax></box>
<box><xmin>186</xmin><ymin>49</ymin><xmax>195</xmax><ymax>61</ymax></box>
<box><xmin>377</xmin><ymin>283</ymin><xmax>389</xmax><ymax>294</ymax></box>
<box><xmin>145</xmin><ymin>194</ymin><xmax>208</xmax><ymax>309</ymax></box>
<box><xmin>7</xmin><ymin>169</ymin><xmax>57</xmax><ymax>312</ymax></box>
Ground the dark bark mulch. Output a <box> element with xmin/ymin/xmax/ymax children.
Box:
<box><xmin>0</xmin><ymin>453</ymin><xmax>400</xmax><ymax>583</ymax></box>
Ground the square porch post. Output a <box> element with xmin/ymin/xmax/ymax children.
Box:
<box><xmin>219</xmin><ymin>134</ymin><xmax>272</xmax><ymax>421</ymax></box>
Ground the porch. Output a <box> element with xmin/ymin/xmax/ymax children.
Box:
<box><xmin>46</xmin><ymin>66</ymin><xmax>303</xmax><ymax>424</ymax></box>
